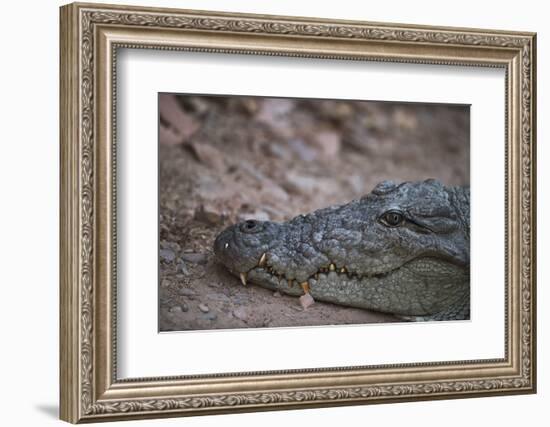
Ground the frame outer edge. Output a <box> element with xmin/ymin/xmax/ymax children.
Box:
<box><xmin>60</xmin><ymin>3</ymin><xmax>81</xmax><ymax>424</ymax></box>
<box><xmin>529</xmin><ymin>33</ymin><xmax>537</xmax><ymax>393</ymax></box>
<box><xmin>59</xmin><ymin>2</ymin><xmax>537</xmax><ymax>422</ymax></box>
<box><xmin>68</xmin><ymin>1</ymin><xmax>537</xmax><ymax>37</ymax></box>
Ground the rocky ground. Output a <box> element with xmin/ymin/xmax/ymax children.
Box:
<box><xmin>158</xmin><ymin>94</ymin><xmax>469</xmax><ymax>331</ymax></box>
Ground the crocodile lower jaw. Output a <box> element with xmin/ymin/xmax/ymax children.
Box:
<box><xmin>243</xmin><ymin>257</ymin><xmax>469</xmax><ymax>318</ymax></box>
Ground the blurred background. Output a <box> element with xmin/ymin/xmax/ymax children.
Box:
<box><xmin>158</xmin><ymin>94</ymin><xmax>469</xmax><ymax>331</ymax></box>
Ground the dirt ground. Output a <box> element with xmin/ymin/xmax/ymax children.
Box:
<box><xmin>158</xmin><ymin>94</ymin><xmax>469</xmax><ymax>331</ymax></box>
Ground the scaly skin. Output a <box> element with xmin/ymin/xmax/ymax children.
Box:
<box><xmin>213</xmin><ymin>179</ymin><xmax>470</xmax><ymax>321</ymax></box>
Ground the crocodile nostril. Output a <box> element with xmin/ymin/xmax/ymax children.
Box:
<box><xmin>239</xmin><ymin>219</ymin><xmax>264</xmax><ymax>234</ymax></box>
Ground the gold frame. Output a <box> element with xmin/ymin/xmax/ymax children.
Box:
<box><xmin>59</xmin><ymin>2</ymin><xmax>537</xmax><ymax>423</ymax></box>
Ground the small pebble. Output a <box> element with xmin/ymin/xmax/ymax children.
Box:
<box><xmin>232</xmin><ymin>307</ymin><xmax>248</xmax><ymax>322</ymax></box>
<box><xmin>159</xmin><ymin>295</ymin><xmax>172</xmax><ymax>306</ymax></box>
<box><xmin>272</xmin><ymin>291</ymin><xmax>282</xmax><ymax>298</ymax></box>
<box><xmin>179</xmin><ymin>261</ymin><xmax>190</xmax><ymax>275</ymax></box>
<box><xmin>199</xmin><ymin>303</ymin><xmax>209</xmax><ymax>313</ymax></box>
<box><xmin>170</xmin><ymin>306</ymin><xmax>183</xmax><ymax>314</ymax></box>
<box><xmin>178</xmin><ymin>287</ymin><xmax>196</xmax><ymax>297</ymax></box>
<box><xmin>180</xmin><ymin>302</ymin><xmax>189</xmax><ymax>312</ymax></box>
<box><xmin>194</xmin><ymin>205</ymin><xmax>225</xmax><ymax>226</ymax></box>
<box><xmin>299</xmin><ymin>293</ymin><xmax>315</xmax><ymax>310</ymax></box>
<box><xmin>160</xmin><ymin>248</ymin><xmax>176</xmax><ymax>262</ymax></box>
<box><xmin>161</xmin><ymin>279</ymin><xmax>171</xmax><ymax>288</ymax></box>
<box><xmin>202</xmin><ymin>312</ymin><xmax>218</xmax><ymax>321</ymax></box>
<box><xmin>181</xmin><ymin>252</ymin><xmax>208</xmax><ymax>265</ymax></box>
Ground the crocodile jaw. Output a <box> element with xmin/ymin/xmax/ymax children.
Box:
<box><xmin>246</xmin><ymin>256</ymin><xmax>468</xmax><ymax>317</ymax></box>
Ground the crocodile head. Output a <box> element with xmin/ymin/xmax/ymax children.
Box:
<box><xmin>214</xmin><ymin>179</ymin><xmax>470</xmax><ymax>320</ymax></box>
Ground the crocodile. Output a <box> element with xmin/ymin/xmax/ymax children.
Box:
<box><xmin>213</xmin><ymin>179</ymin><xmax>470</xmax><ymax>321</ymax></box>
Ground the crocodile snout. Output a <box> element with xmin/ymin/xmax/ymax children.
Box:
<box><xmin>214</xmin><ymin>220</ymin><xmax>283</xmax><ymax>283</ymax></box>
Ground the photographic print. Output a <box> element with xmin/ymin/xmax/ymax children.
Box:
<box><xmin>158</xmin><ymin>94</ymin><xmax>470</xmax><ymax>331</ymax></box>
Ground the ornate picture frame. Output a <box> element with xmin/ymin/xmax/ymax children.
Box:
<box><xmin>60</xmin><ymin>2</ymin><xmax>536</xmax><ymax>423</ymax></box>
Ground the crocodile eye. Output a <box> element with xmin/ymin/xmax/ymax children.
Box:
<box><xmin>240</xmin><ymin>219</ymin><xmax>264</xmax><ymax>234</ymax></box>
<box><xmin>380</xmin><ymin>210</ymin><xmax>404</xmax><ymax>227</ymax></box>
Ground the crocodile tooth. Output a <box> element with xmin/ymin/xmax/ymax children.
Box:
<box><xmin>300</xmin><ymin>281</ymin><xmax>310</xmax><ymax>294</ymax></box>
<box><xmin>329</xmin><ymin>263</ymin><xmax>335</xmax><ymax>271</ymax></box>
<box><xmin>287</xmin><ymin>278</ymin><xmax>294</xmax><ymax>287</ymax></box>
<box><xmin>239</xmin><ymin>272</ymin><xmax>248</xmax><ymax>286</ymax></box>
<box><xmin>258</xmin><ymin>253</ymin><xmax>267</xmax><ymax>267</ymax></box>
<box><xmin>340</xmin><ymin>267</ymin><xmax>346</xmax><ymax>273</ymax></box>
<box><xmin>314</xmin><ymin>273</ymin><xmax>319</xmax><ymax>280</ymax></box>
